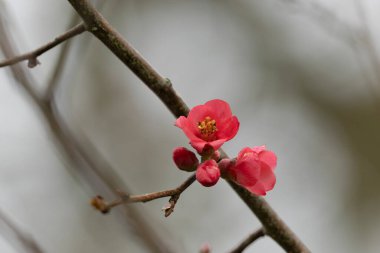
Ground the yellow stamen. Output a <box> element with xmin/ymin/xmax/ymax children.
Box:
<box><xmin>198</xmin><ymin>116</ymin><xmax>217</xmax><ymax>138</ymax></box>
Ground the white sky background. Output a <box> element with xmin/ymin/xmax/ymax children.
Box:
<box><xmin>1</xmin><ymin>0</ymin><xmax>380</xmax><ymax>252</ymax></box>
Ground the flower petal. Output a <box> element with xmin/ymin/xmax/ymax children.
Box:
<box><xmin>190</xmin><ymin>140</ymin><xmax>207</xmax><ymax>153</ymax></box>
<box><xmin>258</xmin><ymin>161</ymin><xmax>276</xmax><ymax>191</ymax></box>
<box><xmin>207</xmin><ymin>138</ymin><xmax>228</xmax><ymax>152</ymax></box>
<box><xmin>247</xmin><ymin>182</ymin><xmax>267</xmax><ymax>196</ymax></box>
<box><xmin>233</xmin><ymin>158</ymin><xmax>260</xmax><ymax>186</ymax></box>
<box><xmin>216</xmin><ymin>116</ymin><xmax>239</xmax><ymax>140</ymax></box>
<box><xmin>237</xmin><ymin>147</ymin><xmax>256</xmax><ymax>160</ymax></box>
<box><xmin>251</xmin><ymin>145</ymin><xmax>266</xmax><ymax>153</ymax></box>
<box><xmin>187</xmin><ymin>104</ymin><xmax>214</xmax><ymax>127</ymax></box>
<box><xmin>176</xmin><ymin>116</ymin><xmax>201</xmax><ymax>141</ymax></box>
<box><xmin>258</xmin><ymin>150</ymin><xmax>277</xmax><ymax>170</ymax></box>
<box><xmin>204</xmin><ymin>99</ymin><xmax>232</xmax><ymax>120</ymax></box>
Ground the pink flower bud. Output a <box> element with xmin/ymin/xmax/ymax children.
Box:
<box><xmin>173</xmin><ymin>147</ymin><xmax>199</xmax><ymax>172</ymax></box>
<box><xmin>196</xmin><ymin>160</ymin><xmax>220</xmax><ymax>187</ymax></box>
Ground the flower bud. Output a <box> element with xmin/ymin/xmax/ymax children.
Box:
<box><xmin>173</xmin><ymin>147</ymin><xmax>199</xmax><ymax>172</ymax></box>
<box><xmin>196</xmin><ymin>160</ymin><xmax>220</xmax><ymax>187</ymax></box>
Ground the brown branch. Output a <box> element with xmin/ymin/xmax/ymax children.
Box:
<box><xmin>0</xmin><ymin>23</ymin><xmax>86</xmax><ymax>68</ymax></box>
<box><xmin>228</xmin><ymin>228</ymin><xmax>265</xmax><ymax>253</ymax></box>
<box><xmin>91</xmin><ymin>174</ymin><xmax>196</xmax><ymax>216</ymax></box>
<box><xmin>66</xmin><ymin>1</ymin><xmax>310</xmax><ymax>252</ymax></box>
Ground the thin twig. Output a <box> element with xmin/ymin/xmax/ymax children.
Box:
<box><xmin>44</xmin><ymin>14</ymin><xmax>82</xmax><ymax>100</ymax></box>
<box><xmin>91</xmin><ymin>175</ymin><xmax>196</xmax><ymax>216</ymax></box>
<box><xmin>228</xmin><ymin>228</ymin><xmax>265</xmax><ymax>253</ymax></box>
<box><xmin>0</xmin><ymin>23</ymin><xmax>86</xmax><ymax>68</ymax></box>
<box><xmin>66</xmin><ymin>0</ymin><xmax>310</xmax><ymax>252</ymax></box>
<box><xmin>0</xmin><ymin>6</ymin><xmax>180</xmax><ymax>253</ymax></box>
<box><xmin>0</xmin><ymin>209</ymin><xmax>44</xmax><ymax>253</ymax></box>
<box><xmin>0</xmin><ymin>7</ymin><xmax>42</xmax><ymax>106</ymax></box>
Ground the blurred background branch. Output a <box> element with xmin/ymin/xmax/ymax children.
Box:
<box><xmin>227</xmin><ymin>227</ymin><xmax>265</xmax><ymax>253</ymax></box>
<box><xmin>0</xmin><ymin>209</ymin><xmax>44</xmax><ymax>253</ymax></box>
<box><xmin>0</xmin><ymin>2</ymin><xmax>181</xmax><ymax>253</ymax></box>
<box><xmin>0</xmin><ymin>23</ymin><xmax>85</xmax><ymax>68</ymax></box>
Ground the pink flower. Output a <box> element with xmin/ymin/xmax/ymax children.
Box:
<box><xmin>196</xmin><ymin>160</ymin><xmax>221</xmax><ymax>187</ymax></box>
<box><xmin>175</xmin><ymin>99</ymin><xmax>239</xmax><ymax>154</ymax></box>
<box><xmin>172</xmin><ymin>147</ymin><xmax>199</xmax><ymax>172</ymax></box>
<box><xmin>227</xmin><ymin>146</ymin><xmax>277</xmax><ymax>196</ymax></box>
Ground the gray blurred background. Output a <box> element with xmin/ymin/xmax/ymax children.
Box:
<box><xmin>0</xmin><ymin>0</ymin><xmax>380</xmax><ymax>252</ymax></box>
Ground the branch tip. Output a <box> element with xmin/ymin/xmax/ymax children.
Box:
<box><xmin>90</xmin><ymin>195</ymin><xmax>110</xmax><ymax>214</ymax></box>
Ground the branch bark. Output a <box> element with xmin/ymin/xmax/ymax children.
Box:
<box><xmin>91</xmin><ymin>174</ymin><xmax>196</xmax><ymax>217</ymax></box>
<box><xmin>66</xmin><ymin>0</ymin><xmax>310</xmax><ymax>252</ymax></box>
<box><xmin>0</xmin><ymin>23</ymin><xmax>86</xmax><ymax>68</ymax></box>
<box><xmin>228</xmin><ymin>228</ymin><xmax>265</xmax><ymax>253</ymax></box>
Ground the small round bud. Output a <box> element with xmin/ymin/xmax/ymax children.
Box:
<box><xmin>173</xmin><ymin>147</ymin><xmax>199</xmax><ymax>172</ymax></box>
<box><xmin>196</xmin><ymin>160</ymin><xmax>220</xmax><ymax>187</ymax></box>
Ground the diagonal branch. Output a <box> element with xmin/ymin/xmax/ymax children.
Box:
<box><xmin>227</xmin><ymin>228</ymin><xmax>265</xmax><ymax>253</ymax></box>
<box><xmin>0</xmin><ymin>209</ymin><xmax>45</xmax><ymax>253</ymax></box>
<box><xmin>0</xmin><ymin>23</ymin><xmax>86</xmax><ymax>68</ymax></box>
<box><xmin>66</xmin><ymin>0</ymin><xmax>310</xmax><ymax>252</ymax></box>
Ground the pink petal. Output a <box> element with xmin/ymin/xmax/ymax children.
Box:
<box><xmin>190</xmin><ymin>140</ymin><xmax>208</xmax><ymax>153</ymax></box>
<box><xmin>237</xmin><ymin>147</ymin><xmax>256</xmax><ymax>160</ymax></box>
<box><xmin>259</xmin><ymin>151</ymin><xmax>277</xmax><ymax>170</ymax></box>
<box><xmin>258</xmin><ymin>162</ymin><xmax>276</xmax><ymax>191</ymax></box>
<box><xmin>175</xmin><ymin>116</ymin><xmax>187</xmax><ymax>128</ymax></box>
<box><xmin>207</xmin><ymin>138</ymin><xmax>228</xmax><ymax>152</ymax></box>
<box><xmin>247</xmin><ymin>182</ymin><xmax>267</xmax><ymax>196</ymax></box>
<box><xmin>176</xmin><ymin>116</ymin><xmax>203</xmax><ymax>143</ymax></box>
<box><xmin>204</xmin><ymin>99</ymin><xmax>232</xmax><ymax>120</ymax></box>
<box><xmin>251</xmin><ymin>145</ymin><xmax>266</xmax><ymax>153</ymax></box>
<box><xmin>187</xmin><ymin>104</ymin><xmax>214</xmax><ymax>126</ymax></box>
<box><xmin>234</xmin><ymin>158</ymin><xmax>260</xmax><ymax>186</ymax></box>
<box><xmin>216</xmin><ymin>116</ymin><xmax>240</xmax><ymax>140</ymax></box>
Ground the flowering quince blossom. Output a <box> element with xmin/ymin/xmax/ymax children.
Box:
<box><xmin>173</xmin><ymin>99</ymin><xmax>277</xmax><ymax>194</ymax></box>
<box><xmin>195</xmin><ymin>160</ymin><xmax>221</xmax><ymax>187</ymax></box>
<box><xmin>224</xmin><ymin>146</ymin><xmax>277</xmax><ymax>196</ymax></box>
<box><xmin>175</xmin><ymin>99</ymin><xmax>239</xmax><ymax>154</ymax></box>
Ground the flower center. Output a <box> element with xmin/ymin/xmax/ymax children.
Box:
<box><xmin>198</xmin><ymin>116</ymin><xmax>217</xmax><ymax>139</ymax></box>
